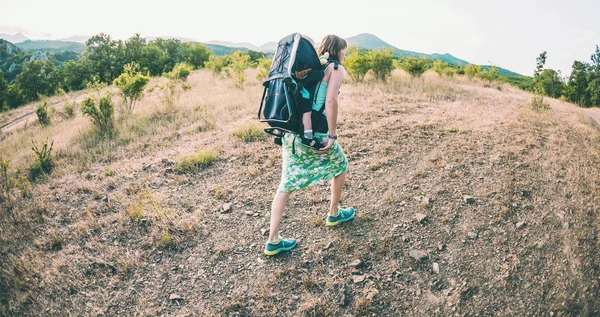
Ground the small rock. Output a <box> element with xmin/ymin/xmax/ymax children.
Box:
<box><xmin>415</xmin><ymin>213</ymin><xmax>428</xmax><ymax>223</ymax></box>
<box><xmin>516</xmin><ymin>222</ymin><xmax>526</xmax><ymax>229</ymax></box>
<box><xmin>437</xmin><ymin>244</ymin><xmax>446</xmax><ymax>251</ymax></box>
<box><xmin>433</xmin><ymin>262</ymin><xmax>440</xmax><ymax>274</ymax></box>
<box><xmin>563</xmin><ymin>222</ymin><xmax>570</xmax><ymax>230</ymax></box>
<box><xmin>463</xmin><ymin>195</ymin><xmax>475</xmax><ymax>204</ymax></box>
<box><xmin>408</xmin><ymin>249</ymin><xmax>428</xmax><ymax>261</ymax></box>
<box><xmin>244</xmin><ymin>210</ymin><xmax>254</xmax><ymax>216</ymax></box>
<box><xmin>467</xmin><ymin>232</ymin><xmax>478</xmax><ymax>239</ymax></box>
<box><xmin>349</xmin><ymin>259</ymin><xmax>363</xmax><ymax>268</ymax></box>
<box><xmin>101</xmin><ymin>195</ymin><xmax>108</xmax><ymax>202</ymax></box>
<box><xmin>169</xmin><ymin>294</ymin><xmax>183</xmax><ymax>300</ymax></box>
<box><xmin>221</xmin><ymin>203</ymin><xmax>232</xmax><ymax>213</ymax></box>
<box><xmin>260</xmin><ymin>228</ymin><xmax>268</xmax><ymax>236</ymax></box>
<box><xmin>353</xmin><ymin>275</ymin><xmax>366</xmax><ymax>284</ymax></box>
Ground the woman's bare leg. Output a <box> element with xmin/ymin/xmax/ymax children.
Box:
<box><xmin>268</xmin><ymin>191</ymin><xmax>291</xmax><ymax>241</ymax></box>
<box><xmin>329</xmin><ymin>172</ymin><xmax>346</xmax><ymax>215</ymax></box>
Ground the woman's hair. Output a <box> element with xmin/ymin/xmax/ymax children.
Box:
<box><xmin>317</xmin><ymin>35</ymin><xmax>347</xmax><ymax>63</ymax></box>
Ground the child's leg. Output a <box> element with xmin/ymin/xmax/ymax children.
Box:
<box><xmin>302</xmin><ymin>112</ymin><xmax>313</xmax><ymax>139</ymax></box>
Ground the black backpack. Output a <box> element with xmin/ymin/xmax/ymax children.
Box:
<box><xmin>258</xmin><ymin>33</ymin><xmax>337</xmax><ymax>146</ymax></box>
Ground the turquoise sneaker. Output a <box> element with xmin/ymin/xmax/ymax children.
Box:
<box><xmin>326</xmin><ymin>207</ymin><xmax>355</xmax><ymax>226</ymax></box>
<box><xmin>264</xmin><ymin>236</ymin><xmax>297</xmax><ymax>256</ymax></box>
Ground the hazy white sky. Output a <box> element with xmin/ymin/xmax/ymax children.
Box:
<box><xmin>1</xmin><ymin>0</ymin><xmax>598</xmax><ymax>76</ymax></box>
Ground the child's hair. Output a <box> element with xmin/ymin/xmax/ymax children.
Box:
<box><xmin>317</xmin><ymin>35</ymin><xmax>347</xmax><ymax>63</ymax></box>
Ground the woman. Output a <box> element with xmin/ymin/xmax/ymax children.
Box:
<box><xmin>264</xmin><ymin>34</ymin><xmax>355</xmax><ymax>256</ymax></box>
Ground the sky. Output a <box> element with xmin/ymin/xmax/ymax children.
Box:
<box><xmin>1</xmin><ymin>0</ymin><xmax>598</xmax><ymax>77</ymax></box>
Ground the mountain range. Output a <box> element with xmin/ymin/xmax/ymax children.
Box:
<box><xmin>0</xmin><ymin>32</ymin><xmax>522</xmax><ymax>77</ymax></box>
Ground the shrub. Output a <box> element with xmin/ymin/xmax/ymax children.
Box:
<box><xmin>398</xmin><ymin>57</ymin><xmax>431</xmax><ymax>78</ymax></box>
<box><xmin>81</xmin><ymin>93</ymin><xmax>115</xmax><ymax>135</ymax></box>
<box><xmin>113</xmin><ymin>62</ymin><xmax>150</xmax><ymax>114</ymax></box>
<box><xmin>228</xmin><ymin>51</ymin><xmax>250</xmax><ymax>89</ymax></box>
<box><xmin>432</xmin><ymin>60</ymin><xmax>455</xmax><ymax>77</ymax></box>
<box><xmin>531</xmin><ymin>51</ymin><xmax>551</xmax><ymax>111</ymax></box>
<box><xmin>28</xmin><ymin>138</ymin><xmax>54</xmax><ymax>181</ymax></box>
<box><xmin>175</xmin><ymin>150</ymin><xmax>218</xmax><ymax>173</ymax></box>
<box><xmin>369</xmin><ymin>49</ymin><xmax>395</xmax><ymax>81</ymax></box>
<box><xmin>36</xmin><ymin>99</ymin><xmax>51</xmax><ymax>126</ymax></box>
<box><xmin>0</xmin><ymin>158</ymin><xmax>11</xmax><ymax>208</ymax></box>
<box><xmin>344</xmin><ymin>47</ymin><xmax>371</xmax><ymax>82</ymax></box>
<box><xmin>255</xmin><ymin>57</ymin><xmax>271</xmax><ymax>81</ymax></box>
<box><xmin>168</xmin><ymin>62</ymin><xmax>193</xmax><ymax>81</ymax></box>
<box><xmin>232</xmin><ymin>123</ymin><xmax>267</xmax><ymax>142</ymax></box>
<box><xmin>477</xmin><ymin>66</ymin><xmax>501</xmax><ymax>85</ymax></box>
<box><xmin>64</xmin><ymin>101</ymin><xmax>76</xmax><ymax>118</ymax></box>
<box><xmin>464</xmin><ymin>64</ymin><xmax>482</xmax><ymax>79</ymax></box>
<box><xmin>205</xmin><ymin>55</ymin><xmax>231</xmax><ymax>76</ymax></box>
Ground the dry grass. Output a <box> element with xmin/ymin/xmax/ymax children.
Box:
<box><xmin>1</xmin><ymin>67</ymin><xmax>599</xmax><ymax>316</ymax></box>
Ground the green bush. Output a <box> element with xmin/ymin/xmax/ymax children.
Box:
<box><xmin>398</xmin><ymin>57</ymin><xmax>431</xmax><ymax>78</ymax></box>
<box><xmin>344</xmin><ymin>47</ymin><xmax>371</xmax><ymax>82</ymax></box>
<box><xmin>205</xmin><ymin>55</ymin><xmax>231</xmax><ymax>76</ymax></box>
<box><xmin>168</xmin><ymin>62</ymin><xmax>193</xmax><ymax>81</ymax></box>
<box><xmin>28</xmin><ymin>138</ymin><xmax>54</xmax><ymax>181</ymax></box>
<box><xmin>113</xmin><ymin>62</ymin><xmax>150</xmax><ymax>114</ymax></box>
<box><xmin>369</xmin><ymin>49</ymin><xmax>395</xmax><ymax>81</ymax></box>
<box><xmin>255</xmin><ymin>57</ymin><xmax>271</xmax><ymax>81</ymax></box>
<box><xmin>36</xmin><ymin>99</ymin><xmax>51</xmax><ymax>126</ymax></box>
<box><xmin>81</xmin><ymin>93</ymin><xmax>115</xmax><ymax>134</ymax></box>
<box><xmin>175</xmin><ymin>150</ymin><xmax>218</xmax><ymax>173</ymax></box>
<box><xmin>64</xmin><ymin>102</ymin><xmax>76</xmax><ymax>118</ymax></box>
<box><xmin>228</xmin><ymin>51</ymin><xmax>250</xmax><ymax>89</ymax></box>
<box><xmin>464</xmin><ymin>64</ymin><xmax>482</xmax><ymax>79</ymax></box>
<box><xmin>432</xmin><ymin>60</ymin><xmax>455</xmax><ymax>77</ymax></box>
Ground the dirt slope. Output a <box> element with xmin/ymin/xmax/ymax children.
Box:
<box><xmin>1</xmin><ymin>70</ymin><xmax>599</xmax><ymax>316</ymax></box>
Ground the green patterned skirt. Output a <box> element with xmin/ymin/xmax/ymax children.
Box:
<box><xmin>278</xmin><ymin>133</ymin><xmax>348</xmax><ymax>193</ymax></box>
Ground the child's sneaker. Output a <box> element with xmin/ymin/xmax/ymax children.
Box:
<box><xmin>326</xmin><ymin>207</ymin><xmax>355</xmax><ymax>226</ymax></box>
<box><xmin>300</xmin><ymin>137</ymin><xmax>325</xmax><ymax>150</ymax></box>
<box><xmin>264</xmin><ymin>236</ymin><xmax>297</xmax><ymax>256</ymax></box>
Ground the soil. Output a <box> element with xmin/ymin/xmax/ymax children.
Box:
<box><xmin>1</xmin><ymin>71</ymin><xmax>599</xmax><ymax>316</ymax></box>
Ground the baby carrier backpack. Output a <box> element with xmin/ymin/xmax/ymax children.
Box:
<box><xmin>258</xmin><ymin>33</ymin><xmax>336</xmax><ymax>147</ymax></box>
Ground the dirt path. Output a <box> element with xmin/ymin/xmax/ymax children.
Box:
<box><xmin>585</xmin><ymin>107</ymin><xmax>600</xmax><ymax>129</ymax></box>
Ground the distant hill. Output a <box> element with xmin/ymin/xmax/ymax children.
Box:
<box><xmin>0</xmin><ymin>33</ymin><xmax>29</xmax><ymax>43</ymax></box>
<box><xmin>58</xmin><ymin>35</ymin><xmax>91</xmax><ymax>43</ymax></box>
<box><xmin>345</xmin><ymin>33</ymin><xmax>522</xmax><ymax>76</ymax></box>
<box><xmin>16</xmin><ymin>40</ymin><xmax>86</xmax><ymax>53</ymax></box>
<box><xmin>146</xmin><ymin>36</ymin><xmax>195</xmax><ymax>42</ymax></box>
<box><xmin>206</xmin><ymin>40</ymin><xmax>260</xmax><ymax>51</ymax></box>
<box><xmin>202</xmin><ymin>43</ymin><xmax>248</xmax><ymax>56</ymax></box>
<box><xmin>259</xmin><ymin>42</ymin><xmax>277</xmax><ymax>53</ymax></box>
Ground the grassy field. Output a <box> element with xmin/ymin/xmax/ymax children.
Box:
<box><xmin>1</xmin><ymin>69</ymin><xmax>599</xmax><ymax>316</ymax></box>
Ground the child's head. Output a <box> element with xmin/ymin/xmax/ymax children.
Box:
<box><xmin>317</xmin><ymin>35</ymin><xmax>347</xmax><ymax>64</ymax></box>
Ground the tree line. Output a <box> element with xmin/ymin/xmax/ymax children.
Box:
<box><xmin>0</xmin><ymin>33</ymin><xmax>265</xmax><ymax>112</ymax></box>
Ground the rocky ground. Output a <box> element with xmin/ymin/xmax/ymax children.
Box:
<box><xmin>1</xmin><ymin>70</ymin><xmax>599</xmax><ymax>316</ymax></box>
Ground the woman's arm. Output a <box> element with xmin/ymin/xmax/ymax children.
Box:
<box><xmin>318</xmin><ymin>65</ymin><xmax>345</xmax><ymax>152</ymax></box>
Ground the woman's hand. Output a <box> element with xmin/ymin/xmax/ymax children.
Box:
<box><xmin>316</xmin><ymin>138</ymin><xmax>334</xmax><ymax>153</ymax></box>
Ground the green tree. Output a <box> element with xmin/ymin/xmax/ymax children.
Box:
<box><xmin>344</xmin><ymin>47</ymin><xmax>371</xmax><ymax>82</ymax></box>
<box><xmin>0</xmin><ymin>71</ymin><xmax>7</xmax><ymax>107</ymax></box>
<box><xmin>255</xmin><ymin>57</ymin><xmax>271</xmax><ymax>81</ymax></box>
<box><xmin>398</xmin><ymin>57</ymin><xmax>431</xmax><ymax>78</ymax></box>
<box><xmin>567</xmin><ymin>61</ymin><xmax>591</xmax><ymax>107</ymax></box>
<box><xmin>141</xmin><ymin>43</ymin><xmax>164</xmax><ymax>76</ymax></box>
<box><xmin>432</xmin><ymin>60</ymin><xmax>455</xmax><ymax>77</ymax></box>
<box><xmin>124</xmin><ymin>33</ymin><xmax>146</xmax><ymax>65</ymax></box>
<box><xmin>5</xmin><ymin>84</ymin><xmax>24</xmax><ymax>108</ymax></box>
<box><xmin>15</xmin><ymin>60</ymin><xmax>61</xmax><ymax>102</ymax></box>
<box><xmin>62</xmin><ymin>58</ymin><xmax>93</xmax><ymax>91</ymax></box>
<box><xmin>228</xmin><ymin>51</ymin><xmax>250</xmax><ymax>88</ymax></box>
<box><xmin>205</xmin><ymin>55</ymin><xmax>232</xmax><ymax>76</ymax></box>
<box><xmin>112</xmin><ymin>62</ymin><xmax>150</xmax><ymax>114</ymax></box>
<box><xmin>530</xmin><ymin>52</ymin><xmax>550</xmax><ymax>110</ymax></box>
<box><xmin>464</xmin><ymin>64</ymin><xmax>482</xmax><ymax>79</ymax></box>
<box><xmin>86</xmin><ymin>33</ymin><xmax>125</xmax><ymax>83</ymax></box>
<box><xmin>369</xmin><ymin>49</ymin><xmax>395</xmax><ymax>81</ymax></box>
<box><xmin>477</xmin><ymin>66</ymin><xmax>501</xmax><ymax>85</ymax></box>
<box><xmin>537</xmin><ymin>69</ymin><xmax>565</xmax><ymax>98</ymax></box>
<box><xmin>181</xmin><ymin>42</ymin><xmax>211</xmax><ymax>69</ymax></box>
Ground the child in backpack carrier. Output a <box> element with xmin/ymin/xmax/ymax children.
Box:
<box><xmin>297</xmin><ymin>35</ymin><xmax>326</xmax><ymax>150</ymax></box>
